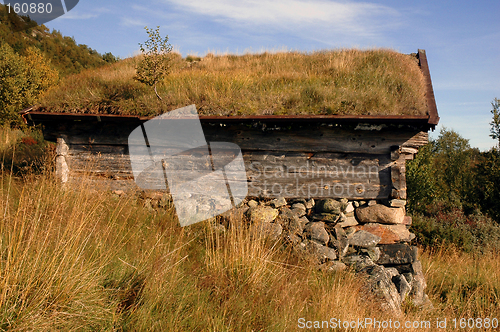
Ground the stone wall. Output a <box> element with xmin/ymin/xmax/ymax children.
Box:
<box><xmin>213</xmin><ymin>196</ymin><xmax>432</xmax><ymax>316</ymax></box>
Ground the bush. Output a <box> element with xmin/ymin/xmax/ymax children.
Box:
<box><xmin>411</xmin><ymin>209</ymin><xmax>500</xmax><ymax>253</ymax></box>
<box><xmin>0</xmin><ymin>127</ymin><xmax>54</xmax><ymax>174</ymax></box>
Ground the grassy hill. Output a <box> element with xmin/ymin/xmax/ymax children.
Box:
<box><xmin>36</xmin><ymin>49</ymin><xmax>429</xmax><ymax>117</ymax></box>
<box><xmin>0</xmin><ymin>4</ymin><xmax>117</xmax><ymax>76</ymax></box>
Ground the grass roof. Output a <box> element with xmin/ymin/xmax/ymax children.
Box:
<box><xmin>36</xmin><ymin>49</ymin><xmax>428</xmax><ymax>117</ymax></box>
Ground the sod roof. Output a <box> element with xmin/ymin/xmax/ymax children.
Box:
<box><xmin>35</xmin><ymin>49</ymin><xmax>433</xmax><ymax>118</ymax></box>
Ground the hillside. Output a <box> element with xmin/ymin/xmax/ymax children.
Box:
<box><xmin>0</xmin><ymin>4</ymin><xmax>117</xmax><ymax>76</ymax></box>
<box><xmin>37</xmin><ymin>49</ymin><xmax>429</xmax><ymax>117</ymax></box>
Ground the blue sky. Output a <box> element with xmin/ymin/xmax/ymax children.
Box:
<box><xmin>35</xmin><ymin>0</ymin><xmax>500</xmax><ymax>149</ymax></box>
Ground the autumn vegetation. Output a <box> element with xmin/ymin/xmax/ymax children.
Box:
<box><xmin>1</xmin><ymin>14</ymin><xmax>499</xmax><ymax>331</ymax></box>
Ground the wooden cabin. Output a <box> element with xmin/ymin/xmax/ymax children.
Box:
<box><xmin>21</xmin><ymin>49</ymin><xmax>439</xmax><ymax>202</ymax></box>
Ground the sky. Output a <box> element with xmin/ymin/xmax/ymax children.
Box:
<box><xmin>16</xmin><ymin>0</ymin><xmax>500</xmax><ymax>149</ymax></box>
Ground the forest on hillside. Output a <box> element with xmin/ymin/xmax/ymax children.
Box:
<box><xmin>0</xmin><ymin>4</ymin><xmax>119</xmax><ymax>125</ymax></box>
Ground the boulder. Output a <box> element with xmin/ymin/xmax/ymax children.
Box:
<box><xmin>247</xmin><ymin>199</ymin><xmax>258</xmax><ymax>208</ymax></box>
<box><xmin>345</xmin><ymin>201</ymin><xmax>355</xmax><ymax>213</ymax></box>
<box><xmin>348</xmin><ymin>230</ymin><xmax>381</xmax><ymax>248</ymax></box>
<box><xmin>393</xmin><ymin>274</ymin><xmax>412</xmax><ymax>302</ymax></box>
<box><xmin>334</xmin><ymin>225</ymin><xmax>349</xmax><ymax>258</ymax></box>
<box><xmin>388</xmin><ymin>199</ymin><xmax>407</xmax><ymax>208</ymax></box>
<box><xmin>357</xmin><ymin>223</ymin><xmax>415</xmax><ymax>244</ymax></box>
<box><xmin>342</xmin><ymin>254</ymin><xmax>376</xmax><ymax>272</ymax></box>
<box><xmin>360</xmin><ymin>246</ymin><xmax>381</xmax><ymax>262</ymax></box>
<box><xmin>247</xmin><ymin>206</ymin><xmax>279</xmax><ymax>223</ymax></box>
<box><xmin>359</xmin><ymin>265</ymin><xmax>402</xmax><ymax>316</ymax></box>
<box><xmin>355</xmin><ymin>204</ymin><xmax>405</xmax><ymax>225</ymax></box>
<box><xmin>409</xmin><ymin>261</ymin><xmax>433</xmax><ymax>308</ymax></box>
<box><xmin>305</xmin><ymin>198</ymin><xmax>315</xmax><ymax>209</ymax></box>
<box><xmin>311</xmin><ymin>213</ymin><xmax>340</xmax><ymax>223</ymax></box>
<box><xmin>304</xmin><ymin>222</ymin><xmax>330</xmax><ymax>245</ymax></box>
<box><xmin>315</xmin><ymin>199</ymin><xmax>344</xmax><ymax>214</ymax></box>
<box><xmin>275</xmin><ymin>207</ymin><xmax>303</xmax><ymax>234</ymax></box>
<box><xmin>270</xmin><ymin>197</ymin><xmax>287</xmax><ymax>208</ymax></box>
<box><xmin>376</xmin><ymin>244</ymin><xmax>417</xmax><ymax>265</ymax></box>
<box><xmin>305</xmin><ymin>240</ymin><xmax>337</xmax><ymax>263</ymax></box>
<box><xmin>337</xmin><ymin>212</ymin><xmax>359</xmax><ymax>228</ymax></box>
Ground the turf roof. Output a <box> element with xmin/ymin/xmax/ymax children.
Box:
<box><xmin>36</xmin><ymin>49</ymin><xmax>430</xmax><ymax>118</ymax></box>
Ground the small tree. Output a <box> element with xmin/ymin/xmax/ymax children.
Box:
<box><xmin>134</xmin><ymin>26</ymin><xmax>173</xmax><ymax>100</ymax></box>
<box><xmin>490</xmin><ymin>98</ymin><xmax>500</xmax><ymax>147</ymax></box>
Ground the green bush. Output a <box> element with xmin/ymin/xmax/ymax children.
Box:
<box><xmin>411</xmin><ymin>210</ymin><xmax>500</xmax><ymax>253</ymax></box>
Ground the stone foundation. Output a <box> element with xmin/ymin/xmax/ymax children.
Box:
<box><xmin>217</xmin><ymin>197</ymin><xmax>432</xmax><ymax>315</ymax></box>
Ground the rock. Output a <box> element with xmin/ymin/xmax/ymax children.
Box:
<box><xmin>305</xmin><ymin>240</ymin><xmax>337</xmax><ymax>263</ymax></box>
<box><xmin>247</xmin><ymin>206</ymin><xmax>279</xmax><ymax>223</ymax></box>
<box><xmin>409</xmin><ymin>261</ymin><xmax>432</xmax><ymax>308</ymax></box>
<box><xmin>388</xmin><ymin>199</ymin><xmax>407</xmax><ymax>208</ymax></box>
<box><xmin>345</xmin><ymin>202</ymin><xmax>355</xmax><ymax>213</ymax></box>
<box><xmin>360</xmin><ymin>246</ymin><xmax>381</xmax><ymax>262</ymax></box>
<box><xmin>291</xmin><ymin>208</ymin><xmax>306</xmax><ymax>217</ymax></box>
<box><xmin>270</xmin><ymin>197</ymin><xmax>287</xmax><ymax>208</ymax></box>
<box><xmin>355</xmin><ymin>204</ymin><xmax>406</xmax><ymax>225</ymax></box>
<box><xmin>311</xmin><ymin>213</ymin><xmax>339</xmax><ymax>223</ymax></box>
<box><xmin>368</xmin><ymin>200</ymin><xmax>377</xmax><ymax>206</ymax></box>
<box><xmin>376</xmin><ymin>244</ymin><xmax>418</xmax><ymax>265</ymax></box>
<box><xmin>348</xmin><ymin>230</ymin><xmax>381</xmax><ymax>248</ymax></box>
<box><xmin>304</xmin><ymin>222</ymin><xmax>330</xmax><ymax>245</ymax></box>
<box><xmin>357</xmin><ymin>223</ymin><xmax>415</xmax><ymax>244</ymax></box>
<box><xmin>315</xmin><ymin>199</ymin><xmax>343</xmax><ymax>214</ymax></box>
<box><xmin>344</xmin><ymin>226</ymin><xmax>357</xmax><ymax>237</ymax></box>
<box><xmin>219</xmin><ymin>206</ymin><xmax>249</xmax><ymax>227</ymax></box>
<box><xmin>324</xmin><ymin>261</ymin><xmax>347</xmax><ymax>272</ymax></box>
<box><xmin>353</xmin><ymin>201</ymin><xmax>360</xmax><ymax>208</ymax></box>
<box><xmin>250</xmin><ymin>221</ymin><xmax>282</xmax><ymax>241</ymax></box>
<box><xmin>291</xmin><ymin>202</ymin><xmax>306</xmax><ymax>211</ymax></box>
<box><xmin>342</xmin><ymin>254</ymin><xmax>376</xmax><ymax>272</ymax></box>
<box><xmin>393</xmin><ymin>274</ymin><xmax>412</xmax><ymax>302</ymax></box>
<box><xmin>337</xmin><ymin>213</ymin><xmax>359</xmax><ymax>228</ymax></box>
<box><xmin>247</xmin><ymin>199</ymin><xmax>258</xmax><ymax>208</ymax></box>
<box><xmin>334</xmin><ymin>225</ymin><xmax>349</xmax><ymax>258</ymax></box>
<box><xmin>291</xmin><ymin>203</ymin><xmax>307</xmax><ymax>217</ymax></box>
<box><xmin>291</xmin><ymin>198</ymin><xmax>307</xmax><ymax>205</ymax></box>
<box><xmin>298</xmin><ymin>216</ymin><xmax>310</xmax><ymax>228</ymax></box>
<box><xmin>359</xmin><ymin>265</ymin><xmax>402</xmax><ymax>316</ymax></box>
<box><xmin>402</xmin><ymin>216</ymin><xmax>412</xmax><ymax>225</ymax></box>
<box><xmin>393</xmin><ymin>264</ymin><xmax>413</xmax><ymax>274</ymax></box>
<box><xmin>385</xmin><ymin>267</ymin><xmax>400</xmax><ymax>278</ymax></box>
<box><xmin>275</xmin><ymin>207</ymin><xmax>303</xmax><ymax>234</ymax></box>
<box><xmin>305</xmin><ymin>198</ymin><xmax>315</xmax><ymax>209</ymax></box>
<box><xmin>112</xmin><ymin>190</ymin><xmax>125</xmax><ymax>196</ymax></box>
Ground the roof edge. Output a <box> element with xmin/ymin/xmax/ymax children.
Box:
<box><xmin>417</xmin><ymin>49</ymin><xmax>440</xmax><ymax>126</ymax></box>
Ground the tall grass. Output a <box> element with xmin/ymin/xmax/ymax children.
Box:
<box><xmin>1</xmin><ymin>128</ymin><xmax>498</xmax><ymax>331</ymax></box>
<box><xmin>38</xmin><ymin>49</ymin><xmax>427</xmax><ymax>117</ymax></box>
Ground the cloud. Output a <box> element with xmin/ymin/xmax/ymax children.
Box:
<box><xmin>121</xmin><ymin>17</ymin><xmax>148</xmax><ymax>27</ymax></box>
<box><xmin>164</xmin><ymin>0</ymin><xmax>400</xmax><ymax>38</ymax></box>
<box><xmin>59</xmin><ymin>7</ymin><xmax>110</xmax><ymax>20</ymax></box>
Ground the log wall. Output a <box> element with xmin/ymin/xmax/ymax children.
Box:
<box><xmin>49</xmin><ymin>120</ymin><xmax>428</xmax><ymax>199</ymax></box>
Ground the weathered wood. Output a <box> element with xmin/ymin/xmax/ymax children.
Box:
<box><xmin>390</xmin><ymin>154</ymin><xmax>407</xmax><ymax>199</ymax></box>
<box><xmin>402</xmin><ymin>131</ymin><xmax>428</xmax><ymax>149</ymax></box>
<box><xmin>50</xmin><ymin>120</ymin><xmax>429</xmax><ymax>200</ymax></box>
<box><xmin>45</xmin><ymin>120</ymin><xmax>423</xmax><ymax>155</ymax></box>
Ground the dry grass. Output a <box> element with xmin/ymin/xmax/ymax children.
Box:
<box><xmin>1</xmin><ymin>129</ymin><xmax>498</xmax><ymax>331</ymax></box>
<box><xmin>38</xmin><ymin>49</ymin><xmax>428</xmax><ymax>117</ymax></box>
<box><xmin>1</xmin><ymin>170</ymin><xmax>499</xmax><ymax>330</ymax></box>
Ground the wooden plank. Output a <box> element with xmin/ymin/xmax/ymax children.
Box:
<box><xmin>65</xmin><ymin>147</ymin><xmax>393</xmax><ymax>199</ymax></box>
<box><xmin>51</xmin><ymin>121</ymin><xmax>422</xmax><ymax>154</ymax></box>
